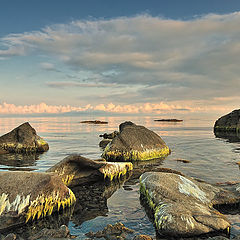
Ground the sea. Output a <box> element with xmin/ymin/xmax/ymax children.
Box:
<box><xmin>0</xmin><ymin>116</ymin><xmax>239</xmax><ymax>239</ymax></box>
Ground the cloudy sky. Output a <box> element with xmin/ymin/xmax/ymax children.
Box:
<box><xmin>1</xmin><ymin>0</ymin><xmax>240</xmax><ymax>118</ymax></box>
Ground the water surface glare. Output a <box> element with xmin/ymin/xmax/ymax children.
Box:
<box><xmin>0</xmin><ymin>116</ymin><xmax>239</xmax><ymax>239</ymax></box>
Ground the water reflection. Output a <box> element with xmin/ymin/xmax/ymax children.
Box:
<box><xmin>71</xmin><ymin>175</ymin><xmax>130</xmax><ymax>227</ymax></box>
<box><xmin>0</xmin><ymin>153</ymin><xmax>40</xmax><ymax>170</ymax></box>
<box><xmin>1</xmin><ymin>208</ymin><xmax>73</xmax><ymax>239</ymax></box>
<box><xmin>214</xmin><ymin>131</ymin><xmax>240</xmax><ymax>143</ymax></box>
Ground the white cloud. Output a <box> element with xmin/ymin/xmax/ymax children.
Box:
<box><xmin>0</xmin><ymin>13</ymin><xmax>240</xmax><ymax>109</ymax></box>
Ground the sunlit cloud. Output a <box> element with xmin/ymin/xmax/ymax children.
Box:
<box><xmin>0</xmin><ymin>101</ymin><xmax>237</xmax><ymax>117</ymax></box>
<box><xmin>0</xmin><ymin>13</ymin><xmax>240</xmax><ymax>113</ymax></box>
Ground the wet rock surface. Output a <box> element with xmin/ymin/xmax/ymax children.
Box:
<box><xmin>214</xmin><ymin>109</ymin><xmax>240</xmax><ymax>133</ymax></box>
<box><xmin>140</xmin><ymin>172</ymin><xmax>240</xmax><ymax>237</ymax></box>
<box><xmin>0</xmin><ymin>171</ymin><xmax>76</xmax><ymax>231</ymax></box>
<box><xmin>102</xmin><ymin>121</ymin><xmax>170</xmax><ymax>162</ymax></box>
<box><xmin>47</xmin><ymin>155</ymin><xmax>133</xmax><ymax>187</ymax></box>
<box><xmin>0</xmin><ymin>122</ymin><xmax>49</xmax><ymax>154</ymax></box>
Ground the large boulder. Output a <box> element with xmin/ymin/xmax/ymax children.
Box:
<box><xmin>47</xmin><ymin>155</ymin><xmax>133</xmax><ymax>187</ymax></box>
<box><xmin>140</xmin><ymin>172</ymin><xmax>240</xmax><ymax>237</ymax></box>
<box><xmin>0</xmin><ymin>122</ymin><xmax>49</xmax><ymax>154</ymax></box>
<box><xmin>214</xmin><ymin>109</ymin><xmax>240</xmax><ymax>133</ymax></box>
<box><xmin>102</xmin><ymin>121</ymin><xmax>170</xmax><ymax>161</ymax></box>
<box><xmin>0</xmin><ymin>171</ymin><xmax>76</xmax><ymax>231</ymax></box>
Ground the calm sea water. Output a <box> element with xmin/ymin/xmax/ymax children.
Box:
<box><xmin>0</xmin><ymin>116</ymin><xmax>239</xmax><ymax>239</ymax></box>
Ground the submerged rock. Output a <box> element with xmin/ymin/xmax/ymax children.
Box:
<box><xmin>0</xmin><ymin>122</ymin><xmax>49</xmax><ymax>154</ymax></box>
<box><xmin>102</xmin><ymin>121</ymin><xmax>170</xmax><ymax>162</ymax></box>
<box><xmin>0</xmin><ymin>171</ymin><xmax>76</xmax><ymax>231</ymax></box>
<box><xmin>47</xmin><ymin>155</ymin><xmax>133</xmax><ymax>187</ymax></box>
<box><xmin>214</xmin><ymin>109</ymin><xmax>240</xmax><ymax>133</ymax></box>
<box><xmin>140</xmin><ymin>172</ymin><xmax>240</xmax><ymax>237</ymax></box>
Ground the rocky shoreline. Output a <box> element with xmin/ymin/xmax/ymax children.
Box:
<box><xmin>0</xmin><ymin>118</ymin><xmax>239</xmax><ymax>239</ymax></box>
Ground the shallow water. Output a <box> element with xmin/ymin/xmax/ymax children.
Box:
<box><xmin>0</xmin><ymin>116</ymin><xmax>239</xmax><ymax>239</ymax></box>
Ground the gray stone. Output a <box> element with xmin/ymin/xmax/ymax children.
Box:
<box><xmin>140</xmin><ymin>172</ymin><xmax>240</xmax><ymax>237</ymax></box>
<box><xmin>28</xmin><ymin>225</ymin><xmax>70</xmax><ymax>240</ymax></box>
<box><xmin>0</xmin><ymin>171</ymin><xmax>76</xmax><ymax>231</ymax></box>
<box><xmin>0</xmin><ymin>122</ymin><xmax>49</xmax><ymax>154</ymax></box>
<box><xmin>102</xmin><ymin>121</ymin><xmax>170</xmax><ymax>162</ymax></box>
<box><xmin>47</xmin><ymin>154</ymin><xmax>133</xmax><ymax>187</ymax></box>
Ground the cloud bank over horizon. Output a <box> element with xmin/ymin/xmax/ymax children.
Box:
<box><xmin>0</xmin><ymin>13</ymin><xmax>240</xmax><ymax>116</ymax></box>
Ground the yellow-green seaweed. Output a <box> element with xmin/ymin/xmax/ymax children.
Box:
<box><xmin>99</xmin><ymin>162</ymin><xmax>133</xmax><ymax>181</ymax></box>
<box><xmin>103</xmin><ymin>146</ymin><xmax>170</xmax><ymax>162</ymax></box>
<box><xmin>25</xmin><ymin>189</ymin><xmax>76</xmax><ymax>223</ymax></box>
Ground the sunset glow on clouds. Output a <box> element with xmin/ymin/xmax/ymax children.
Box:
<box><xmin>0</xmin><ymin>100</ymin><xmax>238</xmax><ymax>117</ymax></box>
<box><xmin>0</xmin><ymin>12</ymin><xmax>240</xmax><ymax>117</ymax></box>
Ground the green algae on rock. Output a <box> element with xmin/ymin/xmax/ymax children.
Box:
<box><xmin>102</xmin><ymin>121</ymin><xmax>170</xmax><ymax>162</ymax></box>
<box><xmin>139</xmin><ymin>172</ymin><xmax>240</xmax><ymax>237</ymax></box>
<box><xmin>47</xmin><ymin>155</ymin><xmax>133</xmax><ymax>187</ymax></box>
<box><xmin>214</xmin><ymin>109</ymin><xmax>240</xmax><ymax>134</ymax></box>
<box><xmin>0</xmin><ymin>122</ymin><xmax>49</xmax><ymax>154</ymax></box>
<box><xmin>0</xmin><ymin>171</ymin><xmax>76</xmax><ymax>231</ymax></box>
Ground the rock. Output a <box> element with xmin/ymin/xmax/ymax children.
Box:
<box><xmin>233</xmin><ymin>235</ymin><xmax>240</xmax><ymax>240</ymax></box>
<box><xmin>80</xmin><ymin>120</ymin><xmax>108</xmax><ymax>124</ymax></box>
<box><xmin>99</xmin><ymin>131</ymin><xmax>119</xmax><ymax>139</ymax></box>
<box><xmin>3</xmin><ymin>234</ymin><xmax>17</xmax><ymax>240</ymax></box>
<box><xmin>102</xmin><ymin>121</ymin><xmax>170</xmax><ymax>162</ymax></box>
<box><xmin>47</xmin><ymin>155</ymin><xmax>133</xmax><ymax>187</ymax></box>
<box><xmin>133</xmin><ymin>235</ymin><xmax>153</xmax><ymax>240</ymax></box>
<box><xmin>139</xmin><ymin>172</ymin><xmax>240</xmax><ymax>237</ymax></box>
<box><xmin>0</xmin><ymin>171</ymin><xmax>76</xmax><ymax>231</ymax></box>
<box><xmin>154</xmin><ymin>119</ymin><xmax>183</xmax><ymax>122</ymax></box>
<box><xmin>85</xmin><ymin>222</ymin><xmax>134</xmax><ymax>239</ymax></box>
<box><xmin>0</xmin><ymin>122</ymin><xmax>49</xmax><ymax>154</ymax></box>
<box><xmin>28</xmin><ymin>225</ymin><xmax>70</xmax><ymax>240</ymax></box>
<box><xmin>99</xmin><ymin>139</ymin><xmax>111</xmax><ymax>148</ymax></box>
<box><xmin>214</xmin><ymin>109</ymin><xmax>240</xmax><ymax>133</ymax></box>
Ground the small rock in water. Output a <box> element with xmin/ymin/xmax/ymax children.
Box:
<box><xmin>80</xmin><ymin>120</ymin><xmax>108</xmax><ymax>124</ymax></box>
<box><xmin>28</xmin><ymin>225</ymin><xmax>71</xmax><ymax>240</ymax></box>
<box><xmin>85</xmin><ymin>222</ymin><xmax>134</xmax><ymax>239</ymax></box>
<box><xmin>3</xmin><ymin>234</ymin><xmax>17</xmax><ymax>240</ymax></box>
<box><xmin>133</xmin><ymin>235</ymin><xmax>153</xmax><ymax>240</ymax></box>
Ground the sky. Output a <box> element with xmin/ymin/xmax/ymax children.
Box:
<box><xmin>0</xmin><ymin>0</ymin><xmax>240</xmax><ymax>118</ymax></box>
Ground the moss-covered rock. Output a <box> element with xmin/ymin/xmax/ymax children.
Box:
<box><xmin>0</xmin><ymin>171</ymin><xmax>76</xmax><ymax>231</ymax></box>
<box><xmin>47</xmin><ymin>155</ymin><xmax>133</xmax><ymax>187</ymax></box>
<box><xmin>0</xmin><ymin>122</ymin><xmax>49</xmax><ymax>154</ymax></box>
<box><xmin>214</xmin><ymin>109</ymin><xmax>240</xmax><ymax>134</ymax></box>
<box><xmin>102</xmin><ymin>121</ymin><xmax>170</xmax><ymax>162</ymax></box>
<box><xmin>140</xmin><ymin>172</ymin><xmax>240</xmax><ymax>237</ymax></box>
